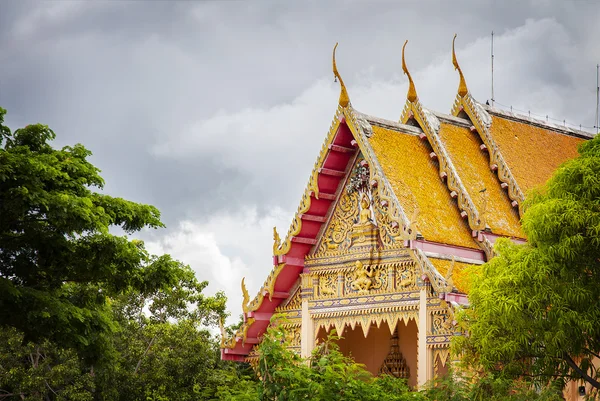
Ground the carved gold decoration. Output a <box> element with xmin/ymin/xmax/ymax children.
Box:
<box><xmin>396</xmin><ymin>263</ymin><xmax>416</xmax><ymax>289</ymax></box>
<box><xmin>477</xmin><ymin>189</ymin><xmax>488</xmax><ymax>231</ymax></box>
<box><xmin>452</xmin><ymin>34</ymin><xmax>468</xmax><ymax>97</ymax></box>
<box><xmin>241</xmin><ymin>277</ymin><xmax>250</xmax><ymax>313</ymax></box>
<box><xmin>379</xmin><ymin>327</ymin><xmax>410</xmax><ymax>379</ymax></box>
<box><xmin>402</xmin><ymin>40</ymin><xmax>418</xmax><ymax>103</ymax></box>
<box><xmin>358</xmin><ymin>192</ymin><xmax>373</xmax><ymax>224</ymax></box>
<box><xmin>346</xmin><ymin>261</ymin><xmax>387</xmax><ymax>295</ymax></box>
<box><xmin>432</xmin><ymin>314</ymin><xmax>453</xmax><ymax>335</ymax></box>
<box><xmin>318</xmin><ymin>274</ymin><xmax>337</xmax><ymax>298</ymax></box>
<box><xmin>433</xmin><ymin>348</ymin><xmax>450</xmax><ymax>378</ymax></box>
<box><xmin>409</xmin><ymin>247</ymin><xmax>449</xmax><ymax>294</ymax></box>
<box><xmin>406</xmin><ymin>206</ymin><xmax>420</xmax><ymax>241</ymax></box>
<box><xmin>317</xmin><ymin>187</ymin><xmax>359</xmax><ymax>253</ymax></box>
<box><xmin>277</xmin><ymin>286</ymin><xmax>302</xmax><ymax>311</ymax></box>
<box><xmin>349</xmin><ymin>260</ymin><xmax>375</xmax><ymax>294</ymax></box>
<box><xmin>341</xmin><ymin>109</ymin><xmax>412</xmax><ymax>240</ymax></box>
<box><xmin>444</xmin><ymin>257</ymin><xmax>455</xmax><ymax>292</ymax></box>
<box><xmin>241</xmin><ymin>317</ymin><xmax>255</xmax><ymax>346</ymax></box>
<box><xmin>333</xmin><ymin>43</ymin><xmax>350</xmax><ymax>108</ymax></box>
<box><xmin>315</xmin><ymin>312</ymin><xmax>418</xmax><ymax>339</ymax></box>
<box><xmin>272</xmin><ymin>227</ymin><xmax>281</xmax><ymax>254</ymax></box>
<box><xmin>371</xmin><ymin>189</ymin><xmax>402</xmax><ymax>246</ymax></box>
<box><xmin>284</xmin><ymin>325</ymin><xmax>302</xmax><ymax>348</ymax></box>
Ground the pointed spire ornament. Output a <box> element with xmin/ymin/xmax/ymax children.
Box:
<box><xmin>402</xmin><ymin>40</ymin><xmax>418</xmax><ymax>103</ymax></box>
<box><xmin>332</xmin><ymin>43</ymin><xmax>350</xmax><ymax>107</ymax></box>
<box><xmin>452</xmin><ymin>34</ymin><xmax>469</xmax><ymax>97</ymax></box>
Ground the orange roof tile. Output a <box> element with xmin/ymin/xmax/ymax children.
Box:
<box><xmin>489</xmin><ymin>116</ymin><xmax>583</xmax><ymax>194</ymax></box>
<box><xmin>368</xmin><ymin>126</ymin><xmax>478</xmax><ymax>249</ymax></box>
<box><xmin>430</xmin><ymin>258</ymin><xmax>477</xmax><ymax>294</ymax></box>
<box><xmin>437</xmin><ymin>123</ymin><xmax>523</xmax><ymax>238</ymax></box>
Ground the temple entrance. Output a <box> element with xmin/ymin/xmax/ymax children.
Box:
<box><xmin>316</xmin><ymin>318</ymin><xmax>418</xmax><ymax>388</ymax></box>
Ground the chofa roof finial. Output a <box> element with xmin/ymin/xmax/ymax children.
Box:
<box><xmin>452</xmin><ymin>34</ymin><xmax>469</xmax><ymax>97</ymax></box>
<box><xmin>402</xmin><ymin>40</ymin><xmax>418</xmax><ymax>103</ymax></box>
<box><xmin>333</xmin><ymin>43</ymin><xmax>350</xmax><ymax>107</ymax></box>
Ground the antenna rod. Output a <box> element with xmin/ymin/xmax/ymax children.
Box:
<box><xmin>491</xmin><ymin>31</ymin><xmax>495</xmax><ymax>108</ymax></box>
<box><xmin>596</xmin><ymin>64</ymin><xmax>600</xmax><ymax>134</ymax></box>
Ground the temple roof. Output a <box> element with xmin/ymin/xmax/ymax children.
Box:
<box><xmin>220</xmin><ymin>41</ymin><xmax>595</xmax><ymax>360</ymax></box>
<box><xmin>487</xmin><ymin>110</ymin><xmax>586</xmax><ymax>195</ymax></box>
<box><xmin>368</xmin><ymin>124</ymin><xmax>477</xmax><ymax>249</ymax></box>
<box><xmin>436</xmin><ymin>122</ymin><xmax>523</xmax><ymax>238</ymax></box>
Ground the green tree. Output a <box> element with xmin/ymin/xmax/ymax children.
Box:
<box><xmin>0</xmin><ymin>107</ymin><xmax>189</xmax><ymax>363</ymax></box>
<box><xmin>0</xmin><ymin>107</ymin><xmax>235</xmax><ymax>400</ymax></box>
<box><xmin>246</xmin><ymin>325</ymin><xmax>422</xmax><ymax>401</ymax></box>
<box><xmin>456</xmin><ymin>134</ymin><xmax>600</xmax><ymax>393</ymax></box>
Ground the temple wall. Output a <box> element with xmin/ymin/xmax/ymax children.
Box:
<box><xmin>397</xmin><ymin>319</ymin><xmax>418</xmax><ymax>388</ymax></box>
<box><xmin>336</xmin><ymin>323</ymin><xmax>390</xmax><ymax>377</ymax></box>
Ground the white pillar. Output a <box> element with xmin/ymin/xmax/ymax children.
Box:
<box><xmin>300</xmin><ymin>299</ymin><xmax>314</xmax><ymax>358</ymax></box>
<box><xmin>417</xmin><ymin>288</ymin><xmax>429</xmax><ymax>387</ymax></box>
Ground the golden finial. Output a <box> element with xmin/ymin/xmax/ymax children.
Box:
<box><xmin>272</xmin><ymin>226</ymin><xmax>281</xmax><ymax>254</ymax></box>
<box><xmin>402</xmin><ymin>40</ymin><xmax>418</xmax><ymax>103</ymax></box>
<box><xmin>332</xmin><ymin>43</ymin><xmax>350</xmax><ymax>107</ymax></box>
<box><xmin>241</xmin><ymin>277</ymin><xmax>250</xmax><ymax>313</ymax></box>
<box><xmin>452</xmin><ymin>34</ymin><xmax>469</xmax><ymax>97</ymax></box>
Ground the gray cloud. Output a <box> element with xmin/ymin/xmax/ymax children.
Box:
<box><xmin>1</xmin><ymin>0</ymin><xmax>598</xmax><ymax>319</ymax></box>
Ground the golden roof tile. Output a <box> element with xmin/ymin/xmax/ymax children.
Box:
<box><xmin>489</xmin><ymin>116</ymin><xmax>584</xmax><ymax>194</ymax></box>
<box><xmin>368</xmin><ymin>126</ymin><xmax>478</xmax><ymax>249</ymax></box>
<box><xmin>430</xmin><ymin>258</ymin><xmax>477</xmax><ymax>294</ymax></box>
<box><xmin>437</xmin><ymin>123</ymin><xmax>523</xmax><ymax>239</ymax></box>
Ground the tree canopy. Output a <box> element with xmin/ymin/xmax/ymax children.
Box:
<box><xmin>457</xmin><ymin>133</ymin><xmax>600</xmax><ymax>392</ymax></box>
<box><xmin>0</xmin><ymin>107</ymin><xmax>200</xmax><ymax>363</ymax></box>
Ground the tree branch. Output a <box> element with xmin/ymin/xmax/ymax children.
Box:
<box><xmin>134</xmin><ymin>334</ymin><xmax>157</xmax><ymax>375</ymax></box>
<box><xmin>563</xmin><ymin>353</ymin><xmax>600</xmax><ymax>389</ymax></box>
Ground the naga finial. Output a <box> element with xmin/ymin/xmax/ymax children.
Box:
<box><xmin>452</xmin><ymin>34</ymin><xmax>469</xmax><ymax>97</ymax></box>
<box><xmin>333</xmin><ymin>43</ymin><xmax>350</xmax><ymax>107</ymax></box>
<box><xmin>241</xmin><ymin>277</ymin><xmax>250</xmax><ymax>313</ymax></box>
<box><xmin>402</xmin><ymin>40</ymin><xmax>418</xmax><ymax>103</ymax></box>
<box><xmin>272</xmin><ymin>226</ymin><xmax>281</xmax><ymax>254</ymax></box>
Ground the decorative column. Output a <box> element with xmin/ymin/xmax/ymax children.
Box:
<box><xmin>300</xmin><ymin>272</ymin><xmax>315</xmax><ymax>358</ymax></box>
<box><xmin>417</xmin><ymin>288</ymin><xmax>430</xmax><ymax>387</ymax></box>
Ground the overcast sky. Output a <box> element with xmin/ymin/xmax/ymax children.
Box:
<box><xmin>1</xmin><ymin>0</ymin><xmax>599</xmax><ymax>324</ymax></box>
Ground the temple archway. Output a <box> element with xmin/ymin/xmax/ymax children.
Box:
<box><xmin>316</xmin><ymin>318</ymin><xmax>418</xmax><ymax>388</ymax></box>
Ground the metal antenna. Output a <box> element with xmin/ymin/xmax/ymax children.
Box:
<box><xmin>596</xmin><ymin>64</ymin><xmax>600</xmax><ymax>134</ymax></box>
<box><xmin>491</xmin><ymin>31</ymin><xmax>495</xmax><ymax>108</ymax></box>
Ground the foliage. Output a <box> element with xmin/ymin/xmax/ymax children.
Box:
<box><xmin>250</xmin><ymin>325</ymin><xmax>424</xmax><ymax>401</ymax></box>
<box><xmin>422</xmin><ymin>370</ymin><xmax>563</xmax><ymax>401</ymax></box>
<box><xmin>456</xmin><ymin>134</ymin><xmax>600</xmax><ymax>392</ymax></box>
<box><xmin>0</xmin><ymin>108</ymin><xmax>237</xmax><ymax>400</ymax></box>
<box><xmin>0</xmin><ymin>107</ymin><xmax>197</xmax><ymax>364</ymax></box>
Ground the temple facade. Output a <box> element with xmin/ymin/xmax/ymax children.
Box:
<box><xmin>220</xmin><ymin>37</ymin><xmax>594</xmax><ymax>396</ymax></box>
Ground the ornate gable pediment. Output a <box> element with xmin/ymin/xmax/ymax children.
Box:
<box><xmin>314</xmin><ymin>155</ymin><xmax>404</xmax><ymax>258</ymax></box>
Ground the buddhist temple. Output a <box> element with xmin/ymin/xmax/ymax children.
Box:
<box><xmin>220</xmin><ymin>36</ymin><xmax>594</xmax><ymax>395</ymax></box>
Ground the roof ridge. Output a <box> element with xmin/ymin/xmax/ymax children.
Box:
<box><xmin>485</xmin><ymin>106</ymin><xmax>595</xmax><ymax>139</ymax></box>
<box><xmin>353</xmin><ymin>111</ymin><xmax>422</xmax><ymax>135</ymax></box>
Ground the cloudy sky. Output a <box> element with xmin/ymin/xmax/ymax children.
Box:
<box><xmin>1</xmin><ymin>0</ymin><xmax>599</xmax><ymax>324</ymax></box>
